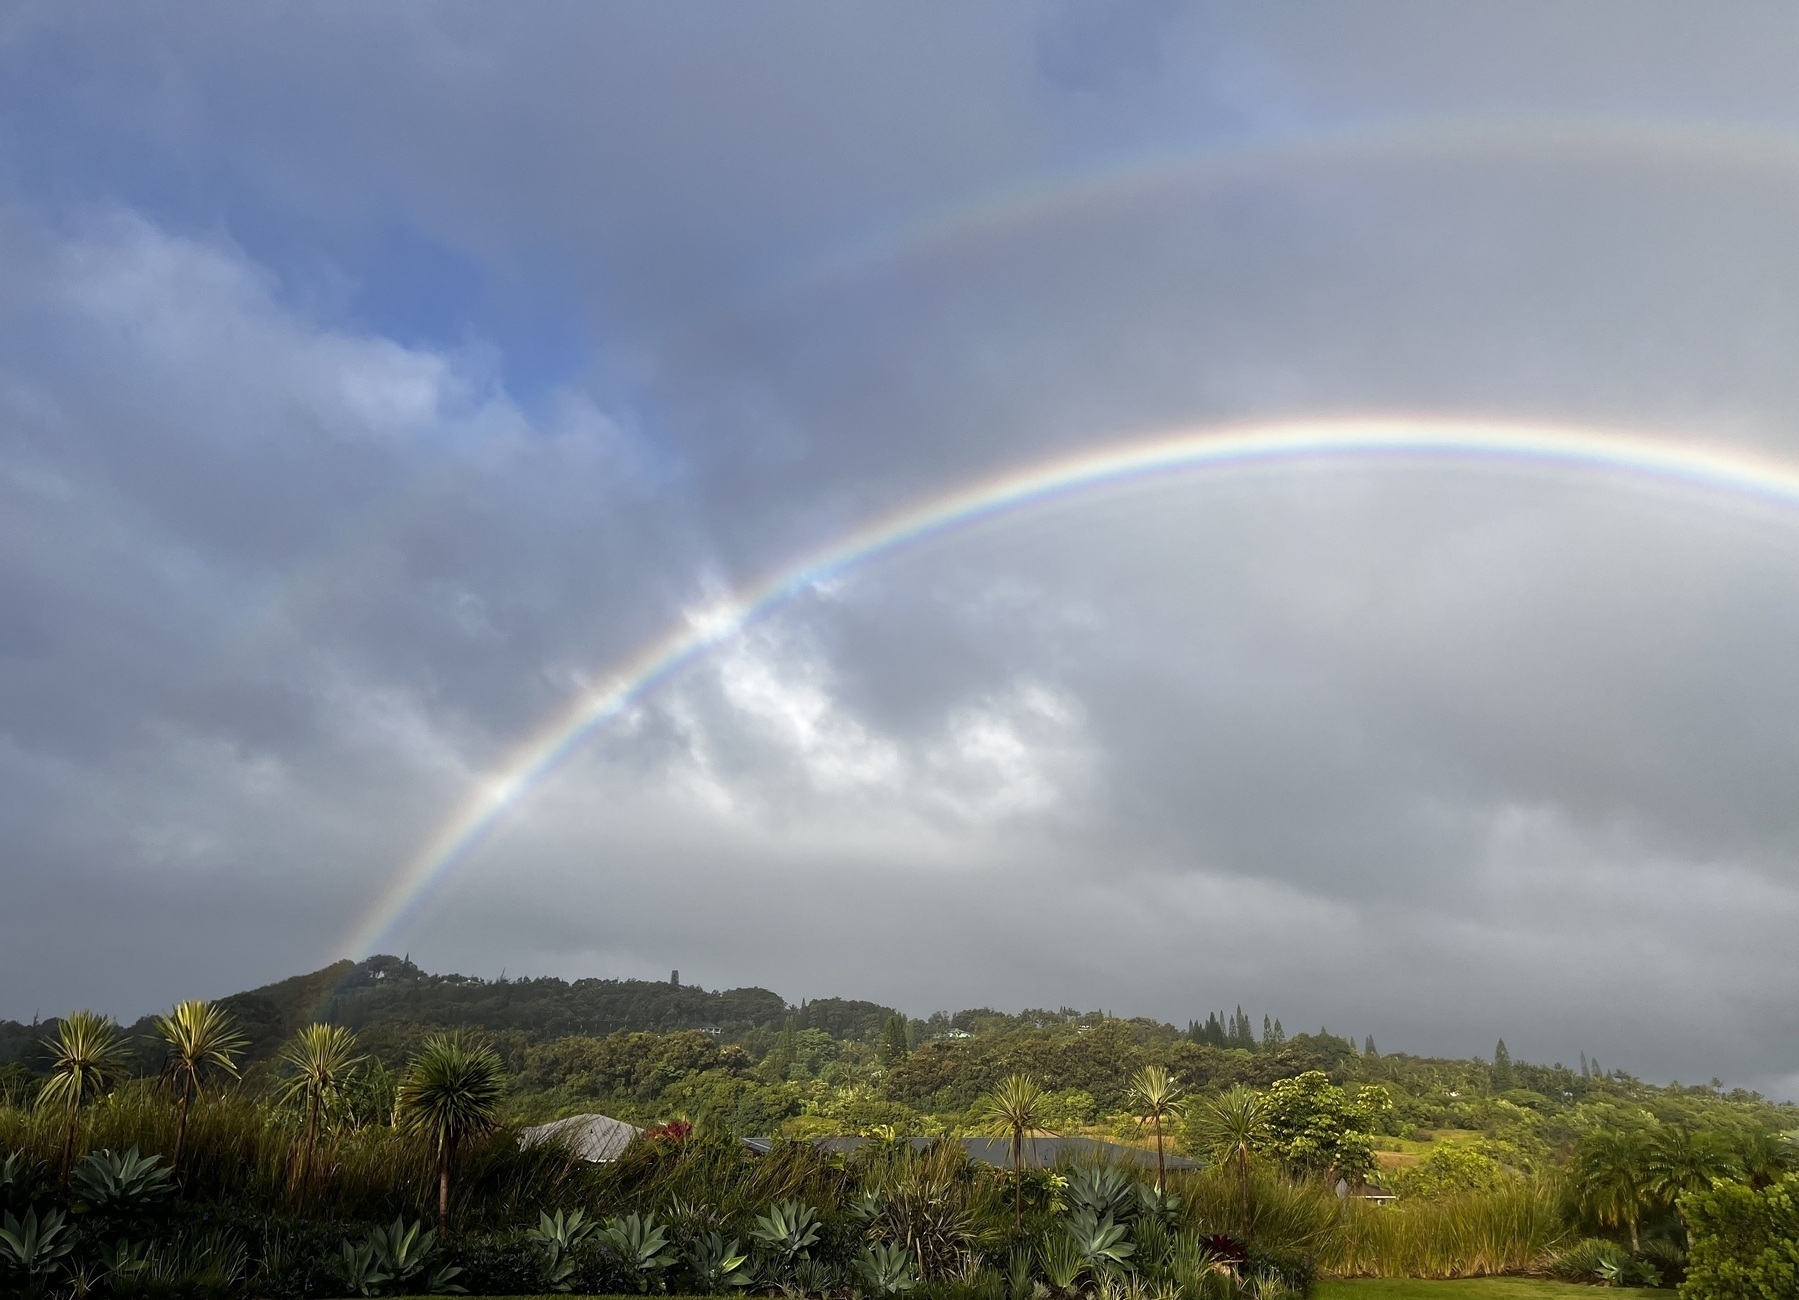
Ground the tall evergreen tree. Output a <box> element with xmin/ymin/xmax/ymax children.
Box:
<box><xmin>881</xmin><ymin>1014</ymin><xmax>910</xmax><ymax>1065</ymax></box>
<box><xmin>1270</xmin><ymin>1018</ymin><xmax>1285</xmax><ymax>1046</ymax></box>
<box><xmin>1491</xmin><ymin>1039</ymin><xmax>1514</xmax><ymax>1091</ymax></box>
<box><xmin>1364</xmin><ymin>1035</ymin><xmax>1378</xmax><ymax>1058</ymax></box>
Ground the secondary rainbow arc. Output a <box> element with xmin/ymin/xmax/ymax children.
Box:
<box><xmin>335</xmin><ymin>415</ymin><xmax>1799</xmax><ymax>961</ymax></box>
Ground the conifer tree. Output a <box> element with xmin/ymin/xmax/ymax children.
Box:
<box><xmin>764</xmin><ymin>1015</ymin><xmax>799</xmax><ymax>1080</ymax></box>
<box><xmin>1364</xmin><ymin>1035</ymin><xmax>1377</xmax><ymax>1057</ymax></box>
<box><xmin>1270</xmin><ymin>1018</ymin><xmax>1285</xmax><ymax>1046</ymax></box>
<box><xmin>1491</xmin><ymin>1039</ymin><xmax>1514</xmax><ymax>1091</ymax></box>
<box><xmin>881</xmin><ymin>1014</ymin><xmax>910</xmax><ymax>1065</ymax></box>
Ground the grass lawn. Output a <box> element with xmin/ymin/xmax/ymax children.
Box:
<box><xmin>1319</xmin><ymin>1279</ymin><xmax>1661</xmax><ymax>1300</ymax></box>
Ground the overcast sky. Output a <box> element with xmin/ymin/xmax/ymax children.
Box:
<box><xmin>5</xmin><ymin>3</ymin><xmax>1799</xmax><ymax>1094</ymax></box>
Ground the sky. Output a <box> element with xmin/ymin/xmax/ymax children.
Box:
<box><xmin>4</xmin><ymin>3</ymin><xmax>1799</xmax><ymax>1094</ymax></box>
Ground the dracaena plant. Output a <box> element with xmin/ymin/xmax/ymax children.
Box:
<box><xmin>277</xmin><ymin>1023</ymin><xmax>365</xmax><ymax>1197</ymax></box>
<box><xmin>395</xmin><ymin>1034</ymin><xmax>505</xmax><ymax>1234</ymax></box>
<box><xmin>153</xmin><ymin>1000</ymin><xmax>246</xmax><ymax>1174</ymax></box>
<box><xmin>39</xmin><ymin>1011</ymin><xmax>130</xmax><ymax>1178</ymax></box>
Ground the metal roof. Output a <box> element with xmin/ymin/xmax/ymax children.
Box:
<box><xmin>520</xmin><ymin>1112</ymin><xmax>642</xmax><ymax>1162</ymax></box>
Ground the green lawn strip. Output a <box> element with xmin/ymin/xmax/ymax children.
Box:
<box><xmin>1318</xmin><ymin>1279</ymin><xmax>1661</xmax><ymax>1300</ymax></box>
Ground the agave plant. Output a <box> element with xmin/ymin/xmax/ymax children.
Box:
<box><xmin>395</xmin><ymin>1033</ymin><xmax>505</xmax><ymax>1234</ymax></box>
<box><xmin>1063</xmin><ymin>1164</ymin><xmax>1139</xmax><ymax>1223</ymax></box>
<box><xmin>338</xmin><ymin>1217</ymin><xmax>464</xmax><ymax>1296</ymax></box>
<box><xmin>38</xmin><ymin>1011</ymin><xmax>130</xmax><ymax>1177</ymax></box>
<box><xmin>0</xmin><ymin>1152</ymin><xmax>40</xmax><ymax>1213</ymax></box>
<box><xmin>686</xmin><ymin>1230</ymin><xmax>753</xmax><ymax>1294</ymax></box>
<box><xmin>855</xmin><ymin>1241</ymin><xmax>919</xmax><ymax>1297</ymax></box>
<box><xmin>94</xmin><ymin>1237</ymin><xmax>151</xmax><ymax>1289</ymax></box>
<box><xmin>0</xmin><ymin>1207</ymin><xmax>75</xmax><ymax>1285</ymax></box>
<box><xmin>752</xmin><ymin>1198</ymin><xmax>821</xmax><ymax>1275</ymax></box>
<box><xmin>336</xmin><ymin>1237</ymin><xmax>394</xmax><ymax>1297</ymax></box>
<box><xmin>598</xmin><ymin>1212</ymin><xmax>675</xmax><ymax>1292</ymax></box>
<box><xmin>527</xmin><ymin>1208</ymin><xmax>598</xmax><ymax>1292</ymax></box>
<box><xmin>71</xmin><ymin>1146</ymin><xmax>174</xmax><ymax>1216</ymax></box>
<box><xmin>153</xmin><ymin>1000</ymin><xmax>246</xmax><ymax>1173</ymax></box>
<box><xmin>1065</xmin><ymin>1209</ymin><xmax>1135</xmax><ymax>1277</ymax></box>
<box><xmin>276</xmin><ymin>1022</ymin><xmax>365</xmax><ymax>1195</ymax></box>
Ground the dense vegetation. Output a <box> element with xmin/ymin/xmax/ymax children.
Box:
<box><xmin>0</xmin><ymin>957</ymin><xmax>1794</xmax><ymax>1298</ymax></box>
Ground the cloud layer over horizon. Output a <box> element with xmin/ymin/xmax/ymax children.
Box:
<box><xmin>4</xmin><ymin>3</ymin><xmax>1799</xmax><ymax>1094</ymax></box>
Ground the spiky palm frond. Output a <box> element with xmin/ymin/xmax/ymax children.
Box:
<box><xmin>154</xmin><ymin>1001</ymin><xmax>246</xmax><ymax>1093</ymax></box>
<box><xmin>397</xmin><ymin>1033</ymin><xmax>505</xmax><ymax>1233</ymax></box>
<box><xmin>277</xmin><ymin>1024</ymin><xmax>365</xmax><ymax>1109</ymax></box>
<box><xmin>278</xmin><ymin>1023</ymin><xmax>366</xmax><ymax>1197</ymax></box>
<box><xmin>153</xmin><ymin>1000</ymin><xmax>245</xmax><ymax>1173</ymax></box>
<box><xmin>1192</xmin><ymin>1085</ymin><xmax>1266</xmax><ymax>1236</ymax></box>
<box><xmin>973</xmin><ymin>1073</ymin><xmax>1050</xmax><ymax>1232</ymax></box>
<box><xmin>39</xmin><ymin>1012</ymin><xmax>129</xmax><ymax>1112</ymax></box>
<box><xmin>39</xmin><ymin>1011</ymin><xmax>131</xmax><ymax>1177</ymax></box>
<box><xmin>1129</xmin><ymin>1065</ymin><xmax>1186</xmax><ymax>1192</ymax></box>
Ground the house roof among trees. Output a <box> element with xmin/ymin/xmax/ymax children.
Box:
<box><xmin>519</xmin><ymin>1112</ymin><xmax>641</xmax><ymax>1162</ymax></box>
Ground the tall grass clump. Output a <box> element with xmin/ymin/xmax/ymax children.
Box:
<box><xmin>1323</xmin><ymin>1179</ymin><xmax>1570</xmax><ymax>1278</ymax></box>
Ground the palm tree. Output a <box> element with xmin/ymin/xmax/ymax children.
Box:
<box><xmin>1648</xmin><ymin>1126</ymin><xmax>1741</xmax><ymax>1240</ymax></box>
<box><xmin>1192</xmin><ymin>1085</ymin><xmax>1266</xmax><ymax>1237</ymax></box>
<box><xmin>1128</xmin><ymin>1065</ymin><xmax>1185</xmax><ymax>1194</ymax></box>
<box><xmin>153</xmin><ymin>1000</ymin><xmax>246</xmax><ymax>1174</ymax></box>
<box><xmin>396</xmin><ymin>1033</ymin><xmax>505</xmax><ymax>1234</ymax></box>
<box><xmin>973</xmin><ymin>1073</ymin><xmax>1050</xmax><ymax>1232</ymax></box>
<box><xmin>39</xmin><ymin>1011</ymin><xmax>131</xmax><ymax>1177</ymax></box>
<box><xmin>1736</xmin><ymin>1128</ymin><xmax>1798</xmax><ymax>1190</ymax></box>
<box><xmin>1574</xmin><ymin>1128</ymin><xmax>1652</xmax><ymax>1253</ymax></box>
<box><xmin>276</xmin><ymin>1023</ymin><xmax>365</xmax><ymax>1195</ymax></box>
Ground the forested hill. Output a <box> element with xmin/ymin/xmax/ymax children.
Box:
<box><xmin>218</xmin><ymin>955</ymin><xmax>821</xmax><ymax>1062</ymax></box>
<box><xmin>0</xmin><ymin>955</ymin><xmax>898</xmax><ymax>1069</ymax></box>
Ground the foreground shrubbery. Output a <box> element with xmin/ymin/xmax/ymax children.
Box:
<box><xmin>5</xmin><ymin>984</ymin><xmax>1795</xmax><ymax>1296</ymax></box>
<box><xmin>1678</xmin><ymin>1172</ymin><xmax>1799</xmax><ymax>1300</ymax></box>
<box><xmin>0</xmin><ymin>1096</ymin><xmax>1596</xmax><ymax>1299</ymax></box>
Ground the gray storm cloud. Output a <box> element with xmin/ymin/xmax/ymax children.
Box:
<box><xmin>2</xmin><ymin>3</ymin><xmax>1799</xmax><ymax>1095</ymax></box>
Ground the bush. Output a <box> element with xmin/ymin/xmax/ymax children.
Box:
<box><xmin>1247</xmin><ymin>1243</ymin><xmax>1317</xmax><ymax>1296</ymax></box>
<box><xmin>1681</xmin><ymin>1173</ymin><xmax>1799</xmax><ymax>1300</ymax></box>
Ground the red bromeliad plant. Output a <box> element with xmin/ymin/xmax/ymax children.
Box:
<box><xmin>643</xmin><ymin>1120</ymin><xmax>692</xmax><ymax>1144</ymax></box>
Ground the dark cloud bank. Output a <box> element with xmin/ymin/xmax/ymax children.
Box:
<box><xmin>2</xmin><ymin>4</ymin><xmax>1799</xmax><ymax>1095</ymax></box>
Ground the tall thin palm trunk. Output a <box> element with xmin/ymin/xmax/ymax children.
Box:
<box><xmin>1153</xmin><ymin>1116</ymin><xmax>1166</xmax><ymax>1194</ymax></box>
<box><xmin>296</xmin><ymin>1089</ymin><xmax>321</xmax><ymax>1197</ymax></box>
<box><xmin>1238</xmin><ymin>1151</ymin><xmax>1252</xmax><ymax>1238</ymax></box>
<box><xmin>61</xmin><ymin>1108</ymin><xmax>80</xmax><ymax>1181</ymax></box>
<box><xmin>437</xmin><ymin>1136</ymin><xmax>456</xmax><ymax>1235</ymax></box>
<box><xmin>1013</xmin><ymin>1125</ymin><xmax>1024</xmax><ymax>1232</ymax></box>
<box><xmin>173</xmin><ymin>1074</ymin><xmax>195</xmax><ymax>1174</ymax></box>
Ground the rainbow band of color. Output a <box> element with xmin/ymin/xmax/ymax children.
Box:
<box><xmin>336</xmin><ymin>415</ymin><xmax>1799</xmax><ymax>959</ymax></box>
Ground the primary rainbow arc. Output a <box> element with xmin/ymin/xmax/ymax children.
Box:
<box><xmin>336</xmin><ymin>415</ymin><xmax>1799</xmax><ymax>960</ymax></box>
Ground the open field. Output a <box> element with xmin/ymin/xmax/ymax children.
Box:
<box><xmin>1317</xmin><ymin>1280</ymin><xmax>1660</xmax><ymax>1300</ymax></box>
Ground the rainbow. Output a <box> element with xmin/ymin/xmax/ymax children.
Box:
<box><xmin>766</xmin><ymin>114</ymin><xmax>1799</xmax><ymax>304</ymax></box>
<box><xmin>335</xmin><ymin>414</ymin><xmax>1799</xmax><ymax>960</ymax></box>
